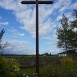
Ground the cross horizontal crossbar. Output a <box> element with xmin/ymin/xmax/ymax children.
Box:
<box><xmin>21</xmin><ymin>1</ymin><xmax>53</xmax><ymax>4</ymax></box>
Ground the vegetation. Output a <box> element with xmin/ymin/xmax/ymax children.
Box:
<box><xmin>57</xmin><ymin>9</ymin><xmax>77</xmax><ymax>51</ymax></box>
<box><xmin>3</xmin><ymin>55</ymin><xmax>77</xmax><ymax>77</ymax></box>
<box><xmin>0</xmin><ymin>29</ymin><xmax>20</xmax><ymax>77</ymax></box>
<box><xmin>0</xmin><ymin>56</ymin><xmax>20</xmax><ymax>77</ymax></box>
<box><xmin>0</xmin><ymin>29</ymin><xmax>9</xmax><ymax>55</ymax></box>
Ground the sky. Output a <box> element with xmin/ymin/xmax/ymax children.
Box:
<box><xmin>0</xmin><ymin>0</ymin><xmax>77</xmax><ymax>55</ymax></box>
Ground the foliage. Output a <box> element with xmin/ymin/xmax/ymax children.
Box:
<box><xmin>0</xmin><ymin>29</ymin><xmax>9</xmax><ymax>55</ymax></box>
<box><xmin>57</xmin><ymin>15</ymin><xmax>70</xmax><ymax>50</ymax></box>
<box><xmin>57</xmin><ymin>9</ymin><xmax>77</xmax><ymax>51</ymax></box>
<box><xmin>43</xmin><ymin>52</ymin><xmax>52</xmax><ymax>56</ymax></box>
<box><xmin>72</xmin><ymin>9</ymin><xmax>77</xmax><ymax>19</ymax></box>
<box><xmin>40</xmin><ymin>57</ymin><xmax>77</xmax><ymax>77</ymax></box>
<box><xmin>0</xmin><ymin>29</ymin><xmax>5</xmax><ymax>40</ymax></box>
<box><xmin>3</xmin><ymin>55</ymin><xmax>77</xmax><ymax>77</ymax></box>
<box><xmin>60</xmin><ymin>57</ymin><xmax>74</xmax><ymax>64</ymax></box>
<box><xmin>0</xmin><ymin>56</ymin><xmax>20</xmax><ymax>77</ymax></box>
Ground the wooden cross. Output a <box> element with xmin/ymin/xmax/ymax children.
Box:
<box><xmin>21</xmin><ymin>0</ymin><xmax>53</xmax><ymax>77</ymax></box>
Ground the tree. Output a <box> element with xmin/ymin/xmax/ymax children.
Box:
<box><xmin>57</xmin><ymin>14</ymin><xmax>77</xmax><ymax>51</ymax></box>
<box><xmin>0</xmin><ymin>29</ymin><xmax>9</xmax><ymax>55</ymax></box>
<box><xmin>72</xmin><ymin>9</ymin><xmax>77</xmax><ymax>19</ymax></box>
<box><xmin>70</xmin><ymin>9</ymin><xmax>77</xmax><ymax>29</ymax></box>
<box><xmin>57</xmin><ymin>15</ymin><xmax>69</xmax><ymax>51</ymax></box>
<box><xmin>69</xmin><ymin>9</ymin><xmax>77</xmax><ymax>49</ymax></box>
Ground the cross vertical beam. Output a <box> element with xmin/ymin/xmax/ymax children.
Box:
<box><xmin>36</xmin><ymin>0</ymin><xmax>39</xmax><ymax>76</ymax></box>
<box><xmin>21</xmin><ymin>0</ymin><xmax>53</xmax><ymax>77</ymax></box>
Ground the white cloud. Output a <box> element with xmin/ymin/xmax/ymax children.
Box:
<box><xmin>39</xmin><ymin>18</ymin><xmax>52</xmax><ymax>37</ymax></box>
<box><xmin>10</xmin><ymin>29</ymin><xmax>25</xmax><ymax>37</ymax></box>
<box><xmin>14</xmin><ymin>33</ymin><xmax>25</xmax><ymax>37</ymax></box>
<box><xmin>56</xmin><ymin>15</ymin><xmax>62</xmax><ymax>21</ymax></box>
<box><xmin>49</xmin><ymin>45</ymin><xmax>61</xmax><ymax>54</ymax></box>
<box><xmin>71</xmin><ymin>2</ymin><xmax>77</xmax><ymax>9</ymax></box>
<box><xmin>0</xmin><ymin>0</ymin><xmax>53</xmax><ymax>38</ymax></box>
<box><xmin>10</xmin><ymin>29</ymin><xmax>17</xmax><ymax>32</ymax></box>
<box><xmin>0</xmin><ymin>0</ymin><xmax>19</xmax><ymax>11</ymax></box>
<box><xmin>0</xmin><ymin>0</ymin><xmax>75</xmax><ymax>38</ymax></box>
<box><xmin>72</xmin><ymin>27</ymin><xmax>77</xmax><ymax>32</ymax></box>
<box><xmin>0</xmin><ymin>22</ymin><xmax>9</xmax><ymax>26</ymax></box>
<box><xmin>59</xmin><ymin>0</ymin><xmax>72</xmax><ymax>13</ymax></box>
<box><xmin>4</xmin><ymin>39</ymin><xmax>35</xmax><ymax>55</ymax></box>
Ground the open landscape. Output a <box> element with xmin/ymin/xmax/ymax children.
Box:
<box><xmin>0</xmin><ymin>0</ymin><xmax>77</xmax><ymax>77</ymax></box>
<box><xmin>1</xmin><ymin>55</ymin><xmax>77</xmax><ymax>77</ymax></box>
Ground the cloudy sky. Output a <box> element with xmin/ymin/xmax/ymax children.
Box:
<box><xmin>0</xmin><ymin>0</ymin><xmax>77</xmax><ymax>55</ymax></box>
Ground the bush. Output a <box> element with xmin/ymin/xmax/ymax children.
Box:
<box><xmin>0</xmin><ymin>56</ymin><xmax>20</xmax><ymax>77</ymax></box>
<box><xmin>40</xmin><ymin>57</ymin><xmax>77</xmax><ymax>77</ymax></box>
<box><xmin>60</xmin><ymin>57</ymin><xmax>74</xmax><ymax>64</ymax></box>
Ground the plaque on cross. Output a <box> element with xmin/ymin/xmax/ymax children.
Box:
<box><xmin>21</xmin><ymin>0</ymin><xmax>53</xmax><ymax>77</ymax></box>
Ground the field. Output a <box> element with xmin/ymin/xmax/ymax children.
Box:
<box><xmin>2</xmin><ymin>55</ymin><xmax>77</xmax><ymax>77</ymax></box>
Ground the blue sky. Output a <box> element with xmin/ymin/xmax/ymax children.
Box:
<box><xmin>0</xmin><ymin>0</ymin><xmax>77</xmax><ymax>55</ymax></box>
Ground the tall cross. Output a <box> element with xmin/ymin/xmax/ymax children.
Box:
<box><xmin>21</xmin><ymin>0</ymin><xmax>53</xmax><ymax>77</ymax></box>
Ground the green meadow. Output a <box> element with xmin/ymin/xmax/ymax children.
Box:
<box><xmin>1</xmin><ymin>55</ymin><xmax>77</xmax><ymax>77</ymax></box>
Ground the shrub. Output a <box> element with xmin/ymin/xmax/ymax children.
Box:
<box><xmin>41</xmin><ymin>57</ymin><xmax>77</xmax><ymax>77</ymax></box>
<box><xmin>60</xmin><ymin>57</ymin><xmax>74</xmax><ymax>64</ymax></box>
<box><xmin>0</xmin><ymin>56</ymin><xmax>20</xmax><ymax>77</ymax></box>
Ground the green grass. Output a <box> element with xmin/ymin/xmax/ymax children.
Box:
<box><xmin>20</xmin><ymin>67</ymin><xmax>35</xmax><ymax>77</ymax></box>
<box><xmin>2</xmin><ymin>55</ymin><xmax>77</xmax><ymax>77</ymax></box>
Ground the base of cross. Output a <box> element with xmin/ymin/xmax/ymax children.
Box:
<box><xmin>35</xmin><ymin>76</ymin><xmax>39</xmax><ymax>77</ymax></box>
<box><xmin>35</xmin><ymin>73</ymin><xmax>39</xmax><ymax>77</ymax></box>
